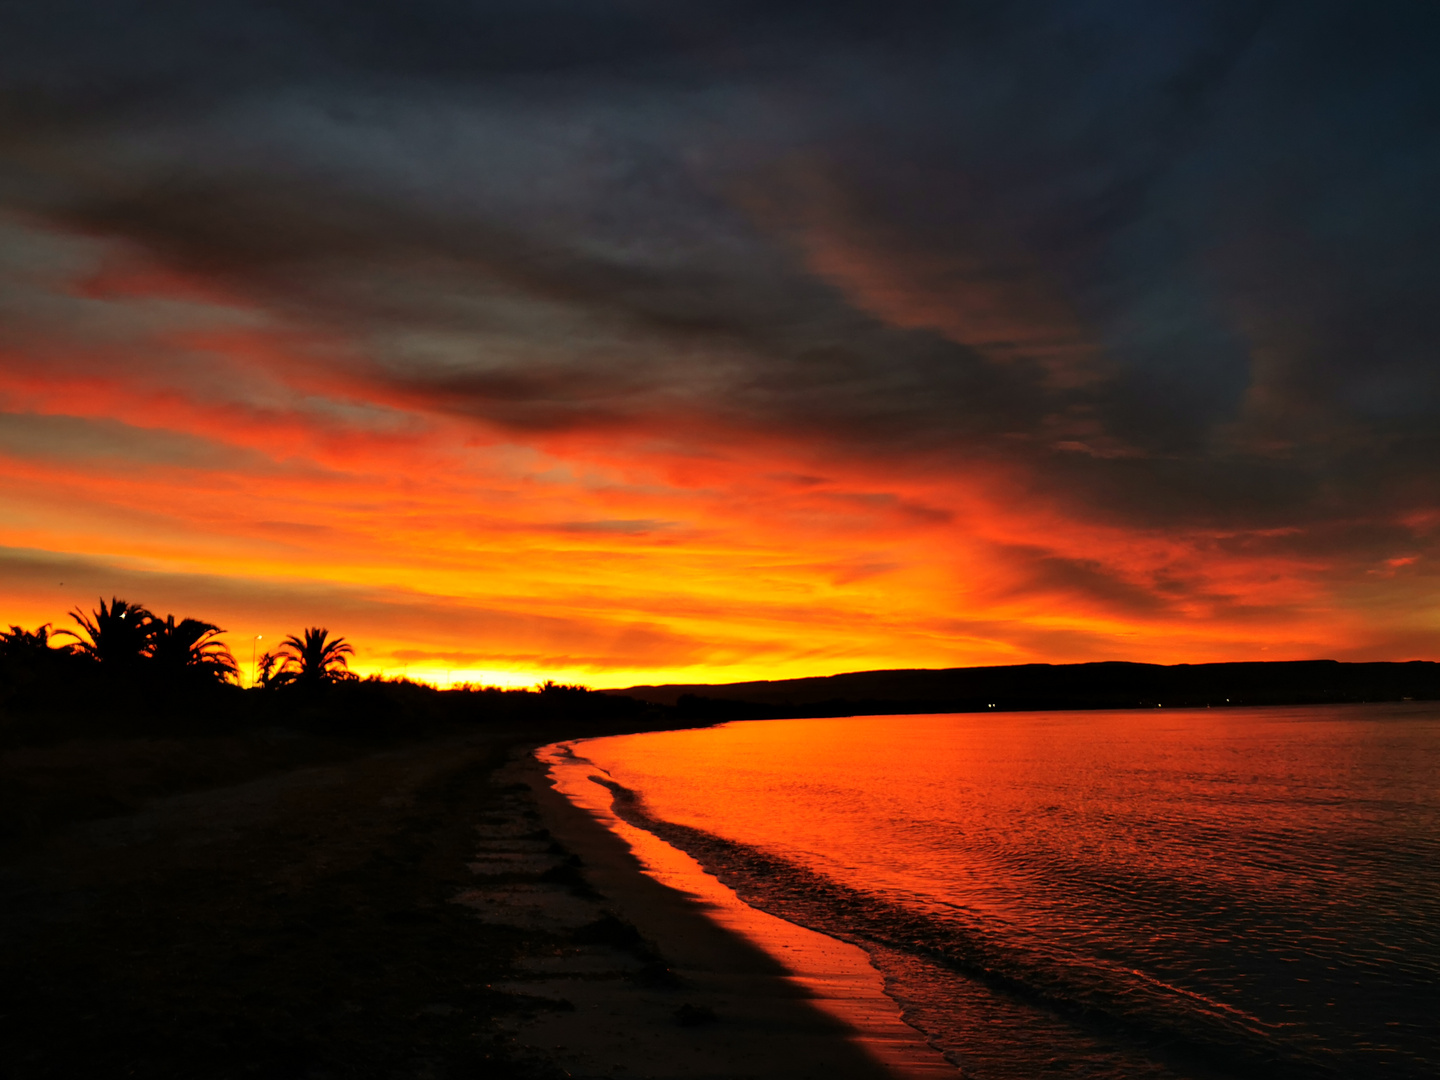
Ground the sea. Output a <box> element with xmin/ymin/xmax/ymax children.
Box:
<box><xmin>550</xmin><ymin>704</ymin><xmax>1440</xmax><ymax>1079</ymax></box>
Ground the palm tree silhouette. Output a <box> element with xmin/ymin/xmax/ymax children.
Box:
<box><xmin>254</xmin><ymin>649</ymin><xmax>282</xmax><ymax>689</ymax></box>
<box><xmin>150</xmin><ymin>615</ymin><xmax>239</xmax><ymax>683</ymax></box>
<box><xmin>273</xmin><ymin>628</ymin><xmax>355</xmax><ymax>687</ymax></box>
<box><xmin>56</xmin><ymin>598</ymin><xmax>156</xmax><ymax>667</ymax></box>
<box><xmin>0</xmin><ymin>624</ymin><xmax>71</xmax><ymax>683</ymax></box>
<box><xmin>0</xmin><ymin>623</ymin><xmax>60</xmax><ymax>658</ymax></box>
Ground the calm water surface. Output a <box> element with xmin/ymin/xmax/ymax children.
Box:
<box><xmin>566</xmin><ymin>704</ymin><xmax>1440</xmax><ymax>1079</ymax></box>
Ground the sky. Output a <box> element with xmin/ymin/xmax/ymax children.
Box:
<box><xmin>2</xmin><ymin>1</ymin><xmax>1439</xmax><ymax>687</ymax></box>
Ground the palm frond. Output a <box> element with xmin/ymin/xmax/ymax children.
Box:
<box><xmin>53</xmin><ymin>597</ymin><xmax>156</xmax><ymax>665</ymax></box>
<box><xmin>150</xmin><ymin>614</ymin><xmax>239</xmax><ymax>682</ymax></box>
<box><xmin>274</xmin><ymin>627</ymin><xmax>354</xmax><ymax>686</ymax></box>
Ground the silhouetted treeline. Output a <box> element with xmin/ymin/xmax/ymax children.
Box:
<box><xmin>14</xmin><ymin>600</ymin><xmax>1432</xmax><ymax>749</ymax></box>
<box><xmin>0</xmin><ymin>599</ymin><xmax>661</xmax><ymax>747</ymax></box>
<box><xmin>642</xmin><ymin>660</ymin><xmax>1440</xmax><ymax>719</ymax></box>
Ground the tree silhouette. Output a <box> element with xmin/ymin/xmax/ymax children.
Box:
<box><xmin>0</xmin><ymin>623</ymin><xmax>63</xmax><ymax>659</ymax></box>
<box><xmin>253</xmin><ymin>648</ymin><xmax>280</xmax><ymax>688</ymax></box>
<box><xmin>0</xmin><ymin>623</ymin><xmax>74</xmax><ymax>688</ymax></box>
<box><xmin>273</xmin><ymin>628</ymin><xmax>355</xmax><ymax>688</ymax></box>
<box><xmin>150</xmin><ymin>615</ymin><xmax>239</xmax><ymax>684</ymax></box>
<box><xmin>56</xmin><ymin>598</ymin><xmax>156</xmax><ymax>667</ymax></box>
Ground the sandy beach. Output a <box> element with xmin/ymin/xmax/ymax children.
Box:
<box><xmin>2</xmin><ymin>722</ymin><xmax>951</xmax><ymax>1079</ymax></box>
<box><xmin>512</xmin><ymin>743</ymin><xmax>953</xmax><ymax>1078</ymax></box>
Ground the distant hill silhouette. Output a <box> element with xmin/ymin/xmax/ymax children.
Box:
<box><xmin>608</xmin><ymin>660</ymin><xmax>1440</xmax><ymax>720</ymax></box>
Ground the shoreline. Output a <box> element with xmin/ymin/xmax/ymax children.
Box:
<box><xmin>518</xmin><ymin>739</ymin><xmax>954</xmax><ymax>1078</ymax></box>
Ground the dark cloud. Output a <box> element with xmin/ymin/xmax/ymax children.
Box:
<box><xmin>3</xmin><ymin>0</ymin><xmax>1439</xmax><ymax>549</ymax></box>
<box><xmin>988</xmin><ymin>544</ymin><xmax>1179</xmax><ymax>618</ymax></box>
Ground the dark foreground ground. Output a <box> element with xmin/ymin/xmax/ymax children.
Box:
<box><xmin>0</xmin><ymin>725</ymin><xmax>606</xmax><ymax>1079</ymax></box>
<box><xmin>1</xmin><ymin>719</ymin><xmax>928</xmax><ymax>1080</ymax></box>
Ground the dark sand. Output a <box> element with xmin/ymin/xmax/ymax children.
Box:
<box><xmin>1</xmin><ymin>726</ymin><xmax>952</xmax><ymax>1078</ymax></box>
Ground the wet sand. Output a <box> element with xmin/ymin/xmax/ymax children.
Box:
<box><xmin>511</xmin><ymin>744</ymin><xmax>954</xmax><ymax>1078</ymax></box>
<box><xmin>2</xmin><ymin>724</ymin><xmax>952</xmax><ymax>1078</ymax></box>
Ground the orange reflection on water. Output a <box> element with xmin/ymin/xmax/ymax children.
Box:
<box><xmin>561</xmin><ymin>707</ymin><xmax>1440</xmax><ymax>1079</ymax></box>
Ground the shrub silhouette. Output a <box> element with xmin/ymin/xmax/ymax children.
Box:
<box><xmin>273</xmin><ymin>628</ymin><xmax>355</xmax><ymax>688</ymax></box>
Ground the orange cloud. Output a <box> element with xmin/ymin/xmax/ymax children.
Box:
<box><xmin>1</xmin><ymin>217</ymin><xmax>1435</xmax><ymax>687</ymax></box>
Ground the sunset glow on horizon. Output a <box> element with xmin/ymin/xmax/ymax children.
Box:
<box><xmin>4</xmin><ymin>6</ymin><xmax>1440</xmax><ymax>687</ymax></box>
